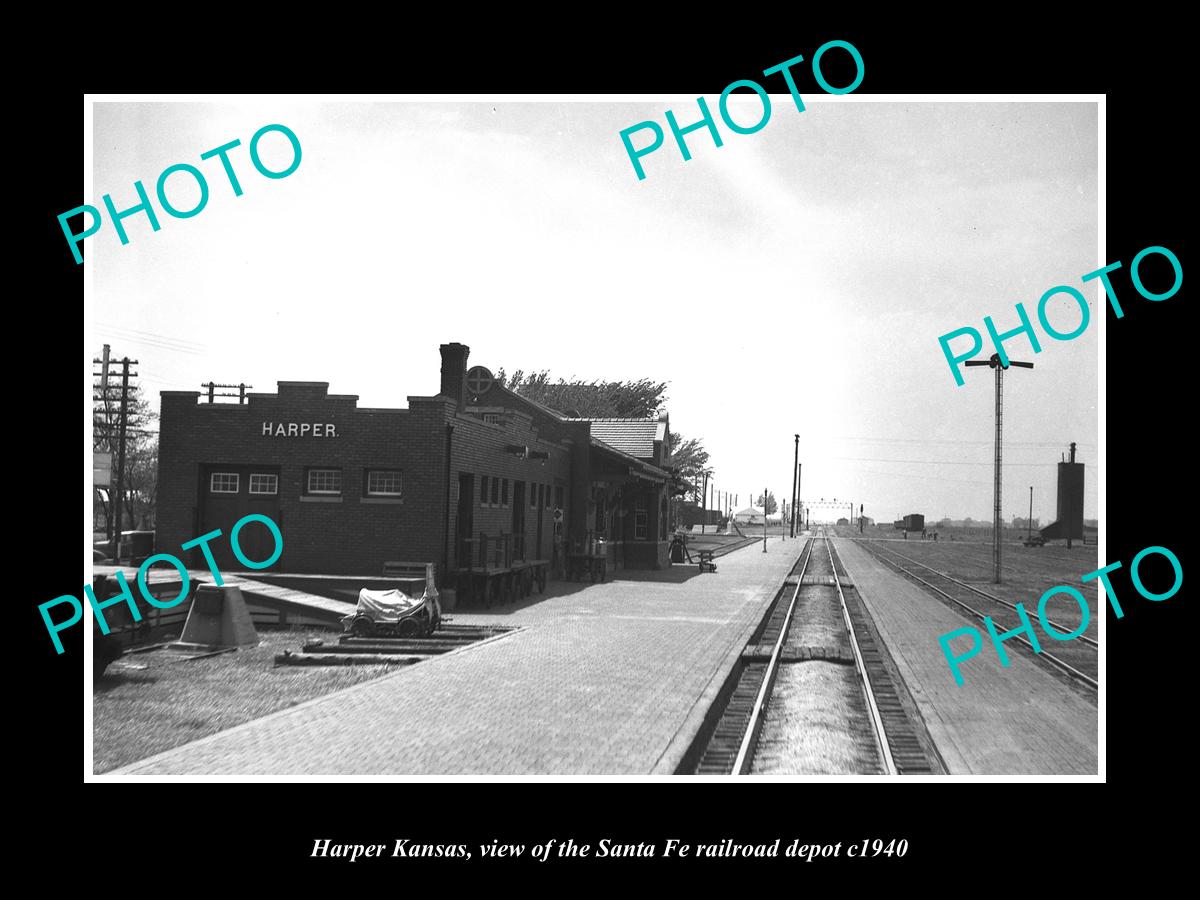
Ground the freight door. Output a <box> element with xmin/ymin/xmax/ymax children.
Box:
<box><xmin>198</xmin><ymin>465</ymin><xmax>282</xmax><ymax>572</ymax></box>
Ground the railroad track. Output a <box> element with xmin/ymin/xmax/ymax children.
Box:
<box><xmin>855</xmin><ymin>539</ymin><xmax>1098</xmax><ymax>690</ymax></box>
<box><xmin>681</xmin><ymin>529</ymin><xmax>940</xmax><ymax>775</ymax></box>
<box><xmin>863</xmin><ymin>543</ymin><xmax>1098</xmax><ymax>650</ymax></box>
<box><xmin>930</xmin><ymin>542</ymin><xmax>1099</xmax><ymax>579</ymax></box>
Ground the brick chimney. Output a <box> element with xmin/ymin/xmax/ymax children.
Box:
<box><xmin>439</xmin><ymin>342</ymin><xmax>470</xmax><ymax>408</ymax></box>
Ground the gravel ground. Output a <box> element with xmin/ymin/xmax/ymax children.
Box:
<box><xmin>751</xmin><ymin>663</ymin><xmax>883</xmax><ymax>775</ymax></box>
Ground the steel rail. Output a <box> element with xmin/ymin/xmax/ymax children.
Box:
<box><xmin>827</xmin><ymin>536</ymin><xmax>898</xmax><ymax>775</ymax></box>
<box><xmin>857</xmin><ymin>540</ymin><xmax>1098</xmax><ymax>691</ymax></box>
<box><xmin>866</xmin><ymin>542</ymin><xmax>1098</xmax><ymax>650</ymax></box>
<box><xmin>731</xmin><ymin>535</ymin><xmax>814</xmax><ymax>775</ymax></box>
<box><xmin>928</xmin><ymin>543</ymin><xmax>1098</xmax><ymax>579</ymax></box>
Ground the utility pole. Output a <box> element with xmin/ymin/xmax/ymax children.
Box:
<box><xmin>965</xmin><ymin>353</ymin><xmax>1034</xmax><ymax>584</ymax></box>
<box><xmin>107</xmin><ymin>357</ymin><xmax>139</xmax><ymax>561</ymax></box>
<box><xmin>762</xmin><ymin>486</ymin><xmax>768</xmax><ymax>552</ymax></box>
<box><xmin>701</xmin><ymin>470</ymin><xmax>709</xmax><ymax>535</ymax></box>
<box><xmin>93</xmin><ymin>350</ymin><xmax>139</xmax><ymax>557</ymax></box>
<box><xmin>1028</xmin><ymin>486</ymin><xmax>1034</xmax><ymax>543</ymax></box>
<box><xmin>100</xmin><ymin>344</ymin><xmax>111</xmax><ymax>396</ymax></box>
<box><xmin>796</xmin><ymin>463</ymin><xmax>802</xmax><ymax>534</ymax></box>
<box><xmin>790</xmin><ymin>434</ymin><xmax>799</xmax><ymax>539</ymax></box>
<box><xmin>98</xmin><ymin>344</ymin><xmax>112</xmax><ymax>541</ymax></box>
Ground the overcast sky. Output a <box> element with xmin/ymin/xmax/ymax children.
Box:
<box><xmin>90</xmin><ymin>99</ymin><xmax>1098</xmax><ymax>523</ymax></box>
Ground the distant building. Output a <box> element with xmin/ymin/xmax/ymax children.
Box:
<box><xmin>734</xmin><ymin>506</ymin><xmax>765</xmax><ymax>526</ymax></box>
<box><xmin>836</xmin><ymin>517</ymin><xmax>849</xmax><ymax>525</ymax></box>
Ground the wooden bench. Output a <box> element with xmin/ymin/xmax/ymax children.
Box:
<box><xmin>698</xmin><ymin>549</ymin><xmax>717</xmax><ymax>573</ymax></box>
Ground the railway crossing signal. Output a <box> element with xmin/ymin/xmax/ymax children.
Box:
<box><xmin>964</xmin><ymin>352</ymin><xmax>1034</xmax><ymax>584</ymax></box>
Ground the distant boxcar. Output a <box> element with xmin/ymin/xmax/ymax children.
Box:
<box><xmin>893</xmin><ymin>520</ymin><xmax>905</xmax><ymax>530</ymax></box>
<box><xmin>903</xmin><ymin>514</ymin><xmax>925</xmax><ymax>532</ymax></box>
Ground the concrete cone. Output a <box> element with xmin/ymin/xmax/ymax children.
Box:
<box><xmin>177</xmin><ymin>582</ymin><xmax>259</xmax><ymax>649</ymax></box>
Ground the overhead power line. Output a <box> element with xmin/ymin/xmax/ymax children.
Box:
<box><xmin>829</xmin><ymin>456</ymin><xmax>1059</xmax><ymax>467</ymax></box>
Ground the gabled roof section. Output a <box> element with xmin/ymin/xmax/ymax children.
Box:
<box><xmin>568</xmin><ymin>418</ymin><xmax>666</xmax><ymax>461</ymax></box>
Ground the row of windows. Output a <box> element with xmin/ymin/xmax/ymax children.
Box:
<box><xmin>209</xmin><ymin>469</ymin><xmax>402</xmax><ymax>498</ymax></box>
<box><xmin>479</xmin><ymin>474</ymin><xmax>510</xmax><ymax>508</ymax></box>
<box><xmin>477</xmin><ymin>476</ymin><xmax>564</xmax><ymax>511</ymax></box>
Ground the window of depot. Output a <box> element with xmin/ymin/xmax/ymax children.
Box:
<box><xmin>210</xmin><ymin>472</ymin><xmax>239</xmax><ymax>494</ymax></box>
<box><xmin>480</xmin><ymin>475</ymin><xmax>490</xmax><ymax>507</ymax></box>
<box><xmin>248</xmin><ymin>473</ymin><xmax>278</xmax><ymax>495</ymax></box>
<box><xmin>501</xmin><ymin>478</ymin><xmax>509</xmax><ymax>507</ymax></box>
<box><xmin>366</xmin><ymin>469</ymin><xmax>403</xmax><ymax>497</ymax></box>
<box><xmin>490</xmin><ymin>476</ymin><xmax>500</xmax><ymax>506</ymax></box>
<box><xmin>544</xmin><ymin>484</ymin><xmax>551</xmax><ymax>508</ymax></box>
<box><xmin>307</xmin><ymin>468</ymin><xmax>342</xmax><ymax>495</ymax></box>
<box><xmin>635</xmin><ymin>496</ymin><xmax>648</xmax><ymax>540</ymax></box>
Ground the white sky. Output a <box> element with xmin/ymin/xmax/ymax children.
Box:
<box><xmin>91</xmin><ymin>99</ymin><xmax>1098</xmax><ymax>523</ymax></box>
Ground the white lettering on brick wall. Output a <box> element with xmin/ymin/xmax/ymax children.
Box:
<box><xmin>262</xmin><ymin>422</ymin><xmax>338</xmax><ymax>437</ymax></box>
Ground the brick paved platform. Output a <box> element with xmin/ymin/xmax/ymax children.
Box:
<box><xmin>106</xmin><ymin>541</ymin><xmax>803</xmax><ymax>775</ymax></box>
<box><xmin>834</xmin><ymin>538</ymin><xmax>1098</xmax><ymax>775</ymax></box>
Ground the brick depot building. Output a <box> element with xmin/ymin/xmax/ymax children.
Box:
<box><xmin>157</xmin><ymin>343</ymin><xmax>676</xmax><ymax>578</ymax></box>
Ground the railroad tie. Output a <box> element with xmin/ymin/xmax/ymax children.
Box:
<box><xmin>740</xmin><ymin>643</ymin><xmax>855</xmax><ymax>665</ymax></box>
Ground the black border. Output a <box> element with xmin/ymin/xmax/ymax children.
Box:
<box><xmin>26</xmin><ymin>12</ymin><xmax>1188</xmax><ymax>882</ymax></box>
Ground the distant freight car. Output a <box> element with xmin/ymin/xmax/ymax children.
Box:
<box><xmin>903</xmin><ymin>514</ymin><xmax>925</xmax><ymax>532</ymax></box>
<box><xmin>893</xmin><ymin>520</ymin><xmax>905</xmax><ymax>530</ymax></box>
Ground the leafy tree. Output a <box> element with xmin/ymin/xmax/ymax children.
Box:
<box><xmin>667</xmin><ymin>433</ymin><xmax>709</xmax><ymax>484</ymax></box>
<box><xmin>498</xmin><ymin>366</ymin><xmax>711</xmax><ymax>487</ymax></box>
<box><xmin>496</xmin><ymin>368</ymin><xmax>667</xmax><ymax>418</ymax></box>
<box><xmin>756</xmin><ymin>491</ymin><xmax>778</xmax><ymax>515</ymax></box>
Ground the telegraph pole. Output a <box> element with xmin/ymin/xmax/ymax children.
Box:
<box><xmin>93</xmin><ymin>350</ymin><xmax>138</xmax><ymax>558</ymax></box>
<box><xmin>106</xmin><ymin>357</ymin><xmax>139</xmax><ymax>561</ymax></box>
<box><xmin>965</xmin><ymin>353</ymin><xmax>1033</xmax><ymax>584</ymax></box>
<box><xmin>790</xmin><ymin>434</ymin><xmax>799</xmax><ymax>538</ymax></box>
<box><xmin>762</xmin><ymin>486</ymin><xmax>768</xmax><ymax>552</ymax></box>
<box><xmin>1028</xmin><ymin>486</ymin><xmax>1034</xmax><ymax>543</ymax></box>
<box><xmin>98</xmin><ymin>344</ymin><xmax>112</xmax><ymax>541</ymax></box>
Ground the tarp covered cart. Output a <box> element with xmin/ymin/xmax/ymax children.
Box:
<box><xmin>340</xmin><ymin>564</ymin><xmax>442</xmax><ymax>638</ymax></box>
